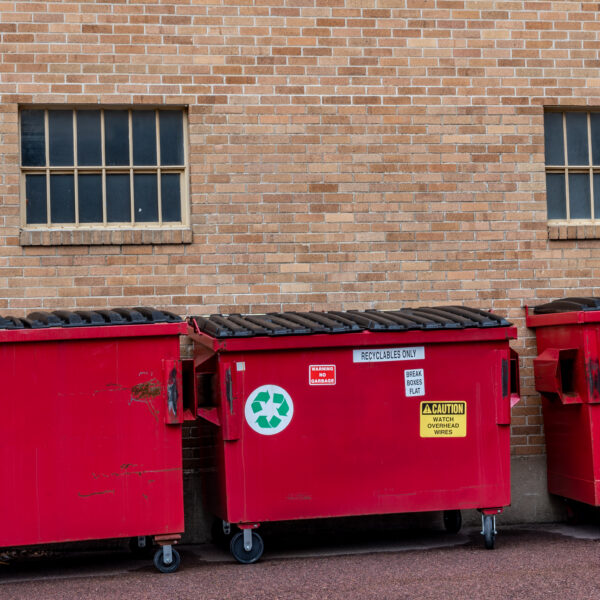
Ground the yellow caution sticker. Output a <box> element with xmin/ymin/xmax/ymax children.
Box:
<box><xmin>420</xmin><ymin>401</ymin><xmax>467</xmax><ymax>438</ymax></box>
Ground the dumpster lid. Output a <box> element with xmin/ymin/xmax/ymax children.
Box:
<box><xmin>532</xmin><ymin>297</ymin><xmax>600</xmax><ymax>315</ymax></box>
<box><xmin>0</xmin><ymin>307</ymin><xmax>182</xmax><ymax>329</ymax></box>
<box><xmin>190</xmin><ymin>306</ymin><xmax>511</xmax><ymax>339</ymax></box>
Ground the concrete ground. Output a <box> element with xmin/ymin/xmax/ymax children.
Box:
<box><xmin>2</xmin><ymin>522</ymin><xmax>600</xmax><ymax>599</ymax></box>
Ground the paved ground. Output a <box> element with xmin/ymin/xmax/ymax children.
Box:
<box><xmin>2</xmin><ymin>523</ymin><xmax>600</xmax><ymax>599</ymax></box>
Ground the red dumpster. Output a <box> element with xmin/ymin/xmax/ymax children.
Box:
<box><xmin>526</xmin><ymin>297</ymin><xmax>600</xmax><ymax>510</ymax></box>
<box><xmin>0</xmin><ymin>308</ymin><xmax>188</xmax><ymax>572</ymax></box>
<box><xmin>189</xmin><ymin>306</ymin><xmax>520</xmax><ymax>562</ymax></box>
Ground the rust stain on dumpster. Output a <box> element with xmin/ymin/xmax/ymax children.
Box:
<box><xmin>132</xmin><ymin>379</ymin><xmax>162</xmax><ymax>400</ymax></box>
<box><xmin>129</xmin><ymin>379</ymin><xmax>162</xmax><ymax>422</ymax></box>
<box><xmin>92</xmin><ymin>467</ymin><xmax>182</xmax><ymax>480</ymax></box>
<box><xmin>587</xmin><ymin>358</ymin><xmax>600</xmax><ymax>397</ymax></box>
<box><xmin>78</xmin><ymin>490</ymin><xmax>115</xmax><ymax>498</ymax></box>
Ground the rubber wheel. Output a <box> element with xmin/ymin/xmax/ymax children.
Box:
<box><xmin>230</xmin><ymin>531</ymin><xmax>264</xmax><ymax>564</ymax></box>
<box><xmin>211</xmin><ymin>518</ymin><xmax>233</xmax><ymax>550</ymax></box>
<box><xmin>443</xmin><ymin>510</ymin><xmax>462</xmax><ymax>534</ymax></box>
<box><xmin>483</xmin><ymin>515</ymin><xmax>495</xmax><ymax>550</ymax></box>
<box><xmin>153</xmin><ymin>547</ymin><xmax>181</xmax><ymax>573</ymax></box>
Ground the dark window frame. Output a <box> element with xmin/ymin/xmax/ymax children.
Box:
<box><xmin>544</xmin><ymin>109</ymin><xmax>600</xmax><ymax>223</ymax></box>
<box><xmin>20</xmin><ymin>107</ymin><xmax>188</xmax><ymax>228</ymax></box>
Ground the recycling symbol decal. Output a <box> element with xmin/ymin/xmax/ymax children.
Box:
<box><xmin>244</xmin><ymin>385</ymin><xmax>294</xmax><ymax>436</ymax></box>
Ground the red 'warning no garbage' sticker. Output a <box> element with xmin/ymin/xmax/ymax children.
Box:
<box><xmin>309</xmin><ymin>365</ymin><xmax>336</xmax><ymax>385</ymax></box>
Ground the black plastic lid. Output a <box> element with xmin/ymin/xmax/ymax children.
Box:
<box><xmin>532</xmin><ymin>297</ymin><xmax>600</xmax><ymax>315</ymax></box>
<box><xmin>190</xmin><ymin>306</ymin><xmax>511</xmax><ymax>339</ymax></box>
<box><xmin>0</xmin><ymin>307</ymin><xmax>182</xmax><ymax>330</ymax></box>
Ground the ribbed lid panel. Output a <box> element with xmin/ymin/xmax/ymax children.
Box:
<box><xmin>191</xmin><ymin>306</ymin><xmax>511</xmax><ymax>339</ymax></box>
<box><xmin>0</xmin><ymin>307</ymin><xmax>182</xmax><ymax>329</ymax></box>
<box><xmin>532</xmin><ymin>298</ymin><xmax>600</xmax><ymax>315</ymax></box>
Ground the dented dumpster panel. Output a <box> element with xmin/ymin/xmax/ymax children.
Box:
<box><xmin>0</xmin><ymin>322</ymin><xmax>185</xmax><ymax>549</ymax></box>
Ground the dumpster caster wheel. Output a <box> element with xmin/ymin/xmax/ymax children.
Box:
<box><xmin>443</xmin><ymin>510</ymin><xmax>462</xmax><ymax>534</ymax></box>
<box><xmin>482</xmin><ymin>515</ymin><xmax>496</xmax><ymax>550</ymax></box>
<box><xmin>153</xmin><ymin>547</ymin><xmax>181</xmax><ymax>573</ymax></box>
<box><xmin>230</xmin><ymin>531</ymin><xmax>264</xmax><ymax>564</ymax></box>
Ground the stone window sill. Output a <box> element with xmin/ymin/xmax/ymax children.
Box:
<box><xmin>20</xmin><ymin>228</ymin><xmax>193</xmax><ymax>246</ymax></box>
<box><xmin>547</xmin><ymin>224</ymin><xmax>600</xmax><ymax>240</ymax></box>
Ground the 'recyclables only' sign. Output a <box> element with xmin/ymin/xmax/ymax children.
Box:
<box><xmin>352</xmin><ymin>346</ymin><xmax>425</xmax><ymax>363</ymax></box>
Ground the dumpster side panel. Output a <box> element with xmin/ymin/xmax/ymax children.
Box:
<box><xmin>0</xmin><ymin>334</ymin><xmax>184</xmax><ymax>548</ymax></box>
<box><xmin>533</xmin><ymin>323</ymin><xmax>600</xmax><ymax>505</ymax></box>
<box><xmin>214</xmin><ymin>338</ymin><xmax>512</xmax><ymax>524</ymax></box>
<box><xmin>543</xmin><ymin>400</ymin><xmax>596</xmax><ymax>503</ymax></box>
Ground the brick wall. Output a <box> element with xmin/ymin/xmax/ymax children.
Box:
<box><xmin>1</xmin><ymin>1</ymin><xmax>600</xmax><ymax>461</ymax></box>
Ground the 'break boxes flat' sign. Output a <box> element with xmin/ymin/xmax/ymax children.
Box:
<box><xmin>405</xmin><ymin>368</ymin><xmax>425</xmax><ymax>397</ymax></box>
<box><xmin>309</xmin><ymin>365</ymin><xmax>336</xmax><ymax>385</ymax></box>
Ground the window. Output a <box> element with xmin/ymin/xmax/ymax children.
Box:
<box><xmin>544</xmin><ymin>110</ymin><xmax>600</xmax><ymax>222</ymax></box>
<box><xmin>20</xmin><ymin>108</ymin><xmax>187</xmax><ymax>228</ymax></box>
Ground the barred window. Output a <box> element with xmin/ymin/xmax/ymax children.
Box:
<box><xmin>20</xmin><ymin>108</ymin><xmax>187</xmax><ymax>227</ymax></box>
<box><xmin>544</xmin><ymin>110</ymin><xmax>600</xmax><ymax>222</ymax></box>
